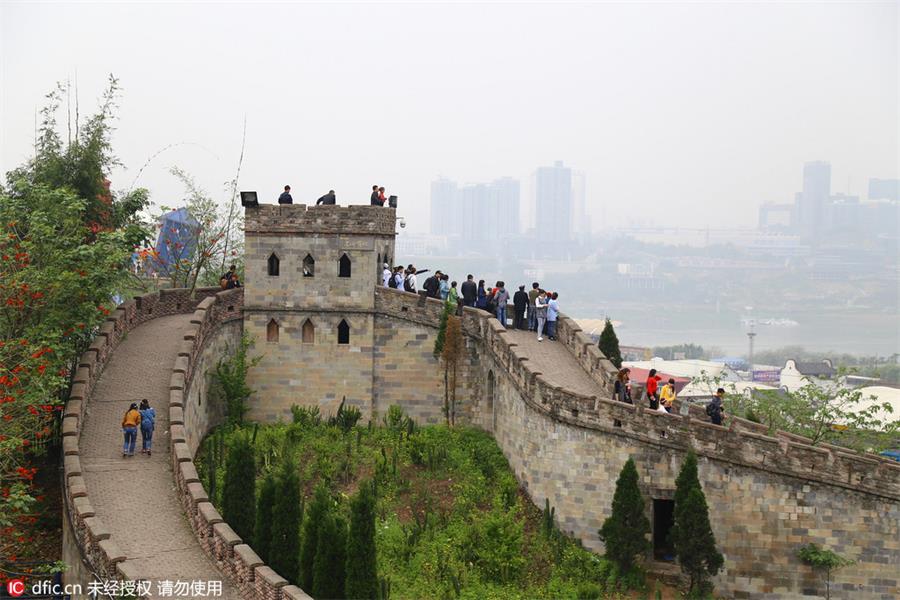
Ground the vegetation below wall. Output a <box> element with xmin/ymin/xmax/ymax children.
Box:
<box><xmin>196</xmin><ymin>407</ymin><xmax>659</xmax><ymax>599</ymax></box>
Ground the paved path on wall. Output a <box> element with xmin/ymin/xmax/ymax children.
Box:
<box><xmin>79</xmin><ymin>314</ymin><xmax>242</xmax><ymax>599</ymax></box>
<box><xmin>505</xmin><ymin>329</ymin><xmax>601</xmax><ymax>397</ymax></box>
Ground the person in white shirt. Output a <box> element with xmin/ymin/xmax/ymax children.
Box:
<box><xmin>547</xmin><ymin>292</ymin><xmax>560</xmax><ymax>341</ymax></box>
<box><xmin>534</xmin><ymin>290</ymin><xmax>549</xmax><ymax>341</ymax></box>
<box><xmin>382</xmin><ymin>263</ymin><xmax>391</xmax><ymax>287</ymax></box>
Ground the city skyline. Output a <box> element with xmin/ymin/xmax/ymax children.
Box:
<box><xmin>2</xmin><ymin>2</ymin><xmax>896</xmax><ymax>234</ymax></box>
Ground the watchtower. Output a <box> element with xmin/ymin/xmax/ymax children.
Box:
<box><xmin>242</xmin><ymin>204</ymin><xmax>397</xmax><ymax>421</ymax></box>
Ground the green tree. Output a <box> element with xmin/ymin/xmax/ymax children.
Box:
<box><xmin>312</xmin><ymin>513</ymin><xmax>347</xmax><ymax>599</ymax></box>
<box><xmin>254</xmin><ymin>472</ymin><xmax>277</xmax><ymax>563</ymax></box>
<box><xmin>214</xmin><ymin>334</ymin><xmax>262</xmax><ymax>426</ymax></box>
<box><xmin>270</xmin><ymin>460</ymin><xmax>302</xmax><ymax>585</ymax></box>
<box><xmin>433</xmin><ymin>300</ymin><xmax>453</xmax><ymax>357</ymax></box>
<box><xmin>345</xmin><ymin>482</ymin><xmax>378</xmax><ymax>599</ymax></box>
<box><xmin>598</xmin><ymin>458</ymin><xmax>650</xmax><ymax>573</ymax></box>
<box><xmin>222</xmin><ymin>433</ymin><xmax>256</xmax><ymax>543</ymax></box>
<box><xmin>300</xmin><ymin>483</ymin><xmax>331</xmax><ymax>590</ymax></box>
<box><xmin>671</xmin><ymin>454</ymin><xmax>723</xmax><ymax>597</ymax></box>
<box><xmin>797</xmin><ymin>543</ymin><xmax>854</xmax><ymax>600</ymax></box>
<box><xmin>598</xmin><ymin>318</ymin><xmax>623</xmax><ymax>368</ymax></box>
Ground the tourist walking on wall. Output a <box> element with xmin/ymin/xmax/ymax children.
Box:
<box><xmin>527</xmin><ymin>282</ymin><xmax>540</xmax><ymax>331</ymax></box>
<box><xmin>278</xmin><ymin>185</ymin><xmax>293</xmax><ymax>204</ymax></box>
<box><xmin>645</xmin><ymin>368</ymin><xmax>662</xmax><ymax>410</ymax></box>
<box><xmin>122</xmin><ymin>403</ymin><xmax>141</xmax><ymax>457</ymax></box>
<box><xmin>513</xmin><ymin>285</ymin><xmax>528</xmax><ymax>329</ymax></box>
<box><xmin>534</xmin><ymin>290</ymin><xmax>549</xmax><ymax>341</ymax></box>
<box><xmin>547</xmin><ymin>292</ymin><xmax>560</xmax><ymax>340</ymax></box>
<box><xmin>475</xmin><ymin>280</ymin><xmax>487</xmax><ymax>309</ymax></box>
<box><xmin>707</xmin><ymin>388</ymin><xmax>726</xmax><ymax>426</ymax></box>
<box><xmin>659</xmin><ymin>378</ymin><xmax>676</xmax><ymax>413</ymax></box>
<box><xmin>139</xmin><ymin>399</ymin><xmax>156</xmax><ymax>456</ymax></box>
<box><xmin>461</xmin><ymin>274</ymin><xmax>477</xmax><ymax>307</ymax></box>
<box><xmin>382</xmin><ymin>263</ymin><xmax>392</xmax><ymax>287</ymax></box>
<box><xmin>493</xmin><ymin>282</ymin><xmax>510</xmax><ymax>328</ymax></box>
<box><xmin>614</xmin><ymin>368</ymin><xmax>633</xmax><ymax>404</ymax></box>
<box><xmin>439</xmin><ymin>274</ymin><xmax>450</xmax><ymax>301</ymax></box>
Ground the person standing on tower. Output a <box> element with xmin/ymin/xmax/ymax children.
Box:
<box><xmin>513</xmin><ymin>285</ymin><xmax>528</xmax><ymax>329</ymax></box>
<box><xmin>370</xmin><ymin>185</ymin><xmax>382</xmax><ymax>206</ymax></box>
<box><xmin>278</xmin><ymin>185</ymin><xmax>293</xmax><ymax>204</ymax></box>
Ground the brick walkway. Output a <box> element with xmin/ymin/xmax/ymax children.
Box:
<box><xmin>80</xmin><ymin>314</ymin><xmax>242</xmax><ymax>599</ymax></box>
<box><xmin>505</xmin><ymin>329</ymin><xmax>601</xmax><ymax>397</ymax></box>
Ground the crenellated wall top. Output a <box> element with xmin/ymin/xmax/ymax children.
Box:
<box><xmin>244</xmin><ymin>204</ymin><xmax>397</xmax><ymax>236</ymax></box>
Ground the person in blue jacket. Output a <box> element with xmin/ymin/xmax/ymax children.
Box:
<box><xmin>139</xmin><ymin>399</ymin><xmax>156</xmax><ymax>457</ymax></box>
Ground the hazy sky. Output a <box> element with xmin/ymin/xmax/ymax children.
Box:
<box><xmin>2</xmin><ymin>1</ymin><xmax>897</xmax><ymax>233</ymax></box>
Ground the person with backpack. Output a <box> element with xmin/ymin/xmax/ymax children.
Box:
<box><xmin>493</xmin><ymin>282</ymin><xmax>510</xmax><ymax>328</ymax></box>
<box><xmin>121</xmin><ymin>403</ymin><xmax>141</xmax><ymax>458</ymax></box>
<box><xmin>138</xmin><ymin>399</ymin><xmax>156</xmax><ymax>456</ymax></box>
<box><xmin>388</xmin><ymin>266</ymin><xmax>402</xmax><ymax>289</ymax></box>
<box><xmin>645</xmin><ymin>368</ymin><xmax>662</xmax><ymax>410</ymax></box>
<box><xmin>614</xmin><ymin>368</ymin><xmax>633</xmax><ymax>404</ymax></box>
<box><xmin>707</xmin><ymin>388</ymin><xmax>726</xmax><ymax>425</ymax></box>
<box><xmin>403</xmin><ymin>266</ymin><xmax>418</xmax><ymax>293</ymax></box>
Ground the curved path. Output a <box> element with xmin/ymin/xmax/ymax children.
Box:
<box><xmin>79</xmin><ymin>314</ymin><xmax>241</xmax><ymax>599</ymax></box>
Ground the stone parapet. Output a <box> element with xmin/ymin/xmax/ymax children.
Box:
<box><xmin>61</xmin><ymin>286</ymin><xmax>232</xmax><ymax>584</ymax></box>
<box><xmin>244</xmin><ymin>204</ymin><xmax>397</xmax><ymax>237</ymax></box>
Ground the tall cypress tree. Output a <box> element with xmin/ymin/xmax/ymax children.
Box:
<box><xmin>598</xmin><ymin>318</ymin><xmax>623</xmax><ymax>368</ymax></box>
<box><xmin>673</xmin><ymin>488</ymin><xmax>724</xmax><ymax>596</ymax></box>
<box><xmin>270</xmin><ymin>460</ymin><xmax>302</xmax><ymax>585</ymax></box>
<box><xmin>598</xmin><ymin>457</ymin><xmax>650</xmax><ymax>572</ymax></box>
<box><xmin>254</xmin><ymin>471</ymin><xmax>277</xmax><ymax>563</ymax></box>
<box><xmin>300</xmin><ymin>483</ymin><xmax>332</xmax><ymax>591</ymax></box>
<box><xmin>345</xmin><ymin>482</ymin><xmax>378</xmax><ymax>599</ymax></box>
<box><xmin>312</xmin><ymin>513</ymin><xmax>347</xmax><ymax>600</ymax></box>
<box><xmin>222</xmin><ymin>433</ymin><xmax>256</xmax><ymax>543</ymax></box>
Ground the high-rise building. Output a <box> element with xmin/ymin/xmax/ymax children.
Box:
<box><xmin>430</xmin><ymin>178</ymin><xmax>458</xmax><ymax>235</ymax></box>
<box><xmin>868</xmin><ymin>178</ymin><xmax>900</xmax><ymax>201</ymax></box>
<box><xmin>795</xmin><ymin>161</ymin><xmax>831</xmax><ymax>239</ymax></box>
<box><xmin>430</xmin><ymin>176</ymin><xmax>520</xmax><ymax>247</ymax></box>
<box><xmin>535</xmin><ymin>161</ymin><xmax>573</xmax><ymax>243</ymax></box>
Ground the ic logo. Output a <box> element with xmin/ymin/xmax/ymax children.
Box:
<box><xmin>6</xmin><ymin>579</ymin><xmax>26</xmax><ymax>597</ymax></box>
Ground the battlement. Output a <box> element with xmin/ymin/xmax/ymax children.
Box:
<box><xmin>244</xmin><ymin>204</ymin><xmax>397</xmax><ymax>236</ymax></box>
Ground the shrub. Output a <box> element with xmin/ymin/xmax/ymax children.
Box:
<box><xmin>254</xmin><ymin>472</ymin><xmax>276</xmax><ymax>563</ymax></box>
<box><xmin>269</xmin><ymin>460</ymin><xmax>302</xmax><ymax>585</ymax></box>
<box><xmin>215</xmin><ymin>334</ymin><xmax>261</xmax><ymax>426</ymax></box>
<box><xmin>221</xmin><ymin>433</ymin><xmax>255</xmax><ymax>543</ymax></box>
<box><xmin>598</xmin><ymin>318</ymin><xmax>622</xmax><ymax>368</ymax></box>
<box><xmin>462</xmin><ymin>505</ymin><xmax>525</xmax><ymax>583</ymax></box>
<box><xmin>345</xmin><ymin>482</ymin><xmax>379</xmax><ymax>599</ymax></box>
<box><xmin>312</xmin><ymin>513</ymin><xmax>347</xmax><ymax>599</ymax></box>
<box><xmin>598</xmin><ymin>458</ymin><xmax>650</xmax><ymax>574</ymax></box>
<box><xmin>673</xmin><ymin>485</ymin><xmax>723</xmax><ymax>596</ymax></box>
<box><xmin>576</xmin><ymin>582</ymin><xmax>602</xmax><ymax>600</ymax></box>
<box><xmin>300</xmin><ymin>483</ymin><xmax>331</xmax><ymax>590</ymax></box>
<box><xmin>797</xmin><ymin>543</ymin><xmax>854</xmax><ymax>600</ymax></box>
<box><xmin>291</xmin><ymin>404</ymin><xmax>321</xmax><ymax>428</ymax></box>
<box><xmin>328</xmin><ymin>397</ymin><xmax>362</xmax><ymax>433</ymax></box>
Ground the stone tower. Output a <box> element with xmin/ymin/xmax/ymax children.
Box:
<box><xmin>242</xmin><ymin>204</ymin><xmax>397</xmax><ymax>421</ymax></box>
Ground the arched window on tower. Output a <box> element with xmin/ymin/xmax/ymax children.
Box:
<box><xmin>302</xmin><ymin>318</ymin><xmax>315</xmax><ymax>344</ymax></box>
<box><xmin>267</xmin><ymin>253</ymin><xmax>280</xmax><ymax>277</ymax></box>
<box><xmin>303</xmin><ymin>254</ymin><xmax>315</xmax><ymax>277</ymax></box>
<box><xmin>266</xmin><ymin>319</ymin><xmax>279</xmax><ymax>343</ymax></box>
<box><xmin>338</xmin><ymin>253</ymin><xmax>352</xmax><ymax>278</ymax></box>
<box><xmin>337</xmin><ymin>319</ymin><xmax>350</xmax><ymax>345</ymax></box>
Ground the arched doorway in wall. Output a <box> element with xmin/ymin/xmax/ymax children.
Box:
<box><xmin>487</xmin><ymin>370</ymin><xmax>496</xmax><ymax>432</ymax></box>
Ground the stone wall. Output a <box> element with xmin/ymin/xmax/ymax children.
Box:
<box><xmin>61</xmin><ymin>287</ymin><xmax>230</xmax><ymax>585</ymax></box>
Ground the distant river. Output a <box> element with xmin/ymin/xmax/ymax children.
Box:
<box><xmin>573</xmin><ymin>303</ymin><xmax>900</xmax><ymax>357</ymax></box>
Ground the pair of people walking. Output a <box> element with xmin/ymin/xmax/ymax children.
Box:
<box><xmin>121</xmin><ymin>399</ymin><xmax>155</xmax><ymax>457</ymax></box>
